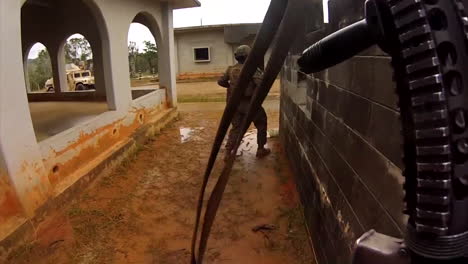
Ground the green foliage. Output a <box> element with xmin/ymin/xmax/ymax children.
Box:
<box><xmin>26</xmin><ymin>37</ymin><xmax>93</xmax><ymax>92</ymax></box>
<box><xmin>128</xmin><ymin>41</ymin><xmax>158</xmax><ymax>78</ymax></box>
<box><xmin>65</xmin><ymin>37</ymin><xmax>92</xmax><ymax>64</ymax></box>
<box><xmin>27</xmin><ymin>49</ymin><xmax>52</xmax><ymax>91</ymax></box>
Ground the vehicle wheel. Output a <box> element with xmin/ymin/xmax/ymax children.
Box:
<box><xmin>47</xmin><ymin>87</ymin><xmax>54</xmax><ymax>92</ymax></box>
<box><xmin>76</xmin><ymin>83</ymin><xmax>86</xmax><ymax>91</ymax></box>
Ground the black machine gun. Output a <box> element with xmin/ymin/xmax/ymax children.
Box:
<box><xmin>298</xmin><ymin>0</ymin><xmax>468</xmax><ymax>263</ymax></box>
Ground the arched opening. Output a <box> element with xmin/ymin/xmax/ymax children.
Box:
<box><xmin>128</xmin><ymin>12</ymin><xmax>164</xmax><ymax>99</ymax></box>
<box><xmin>24</xmin><ymin>43</ymin><xmax>53</xmax><ymax>93</ymax></box>
<box><xmin>60</xmin><ymin>33</ymin><xmax>95</xmax><ymax>92</ymax></box>
<box><xmin>128</xmin><ymin>21</ymin><xmax>159</xmax><ymax>99</ymax></box>
<box><xmin>21</xmin><ymin>0</ymin><xmax>109</xmax><ymax>142</ymax></box>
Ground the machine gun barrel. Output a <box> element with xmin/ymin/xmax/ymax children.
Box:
<box><xmin>297</xmin><ymin>19</ymin><xmax>376</xmax><ymax>74</ymax></box>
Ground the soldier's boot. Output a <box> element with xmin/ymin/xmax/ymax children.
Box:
<box><xmin>256</xmin><ymin>146</ymin><xmax>271</xmax><ymax>158</ymax></box>
<box><xmin>254</xmin><ymin>107</ymin><xmax>270</xmax><ymax>159</ymax></box>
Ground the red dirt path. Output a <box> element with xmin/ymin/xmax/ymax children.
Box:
<box><xmin>7</xmin><ymin>104</ymin><xmax>314</xmax><ymax>264</ymax></box>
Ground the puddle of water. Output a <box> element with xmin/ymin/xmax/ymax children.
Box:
<box><xmin>179</xmin><ymin>127</ymin><xmax>204</xmax><ymax>143</ymax></box>
<box><xmin>237</xmin><ymin>130</ymin><xmax>257</xmax><ymax>155</ymax></box>
<box><xmin>236</xmin><ymin>129</ymin><xmax>279</xmax><ymax>156</ymax></box>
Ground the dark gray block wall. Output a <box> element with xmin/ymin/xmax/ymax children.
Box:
<box><xmin>280</xmin><ymin>0</ymin><xmax>406</xmax><ymax>263</ymax></box>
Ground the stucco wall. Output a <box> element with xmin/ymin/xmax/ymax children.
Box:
<box><xmin>175</xmin><ymin>28</ymin><xmax>235</xmax><ymax>75</ymax></box>
<box><xmin>280</xmin><ymin>0</ymin><xmax>405</xmax><ymax>263</ymax></box>
<box><xmin>22</xmin><ymin>1</ymin><xmax>108</xmax><ymax>97</ymax></box>
<box><xmin>0</xmin><ymin>0</ymin><xmax>182</xmax><ymax>250</ymax></box>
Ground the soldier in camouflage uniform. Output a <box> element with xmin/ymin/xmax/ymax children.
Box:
<box><xmin>218</xmin><ymin>45</ymin><xmax>271</xmax><ymax>159</ymax></box>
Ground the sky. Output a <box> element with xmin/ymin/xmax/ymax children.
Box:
<box><xmin>173</xmin><ymin>0</ymin><xmax>272</xmax><ymax>28</ymax></box>
<box><xmin>28</xmin><ymin>0</ymin><xmax>329</xmax><ymax>59</ymax></box>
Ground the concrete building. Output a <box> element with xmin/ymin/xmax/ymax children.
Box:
<box><xmin>0</xmin><ymin>0</ymin><xmax>199</xmax><ymax>251</ymax></box>
<box><xmin>174</xmin><ymin>23</ymin><xmax>264</xmax><ymax>80</ymax></box>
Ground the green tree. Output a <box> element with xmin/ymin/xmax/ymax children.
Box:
<box><xmin>142</xmin><ymin>41</ymin><xmax>158</xmax><ymax>75</ymax></box>
<box><xmin>65</xmin><ymin>37</ymin><xmax>92</xmax><ymax>65</ymax></box>
<box><xmin>134</xmin><ymin>53</ymin><xmax>149</xmax><ymax>75</ymax></box>
<box><xmin>27</xmin><ymin>49</ymin><xmax>52</xmax><ymax>91</ymax></box>
<box><xmin>128</xmin><ymin>41</ymin><xmax>158</xmax><ymax>78</ymax></box>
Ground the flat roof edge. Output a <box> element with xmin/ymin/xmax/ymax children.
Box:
<box><xmin>173</xmin><ymin>0</ymin><xmax>201</xmax><ymax>9</ymax></box>
<box><xmin>175</xmin><ymin>23</ymin><xmax>262</xmax><ymax>32</ymax></box>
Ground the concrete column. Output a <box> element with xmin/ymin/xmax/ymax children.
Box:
<box><xmin>23</xmin><ymin>55</ymin><xmax>32</xmax><ymax>93</ymax></box>
<box><xmin>91</xmin><ymin>41</ymin><xmax>107</xmax><ymax>98</ymax></box>
<box><xmin>50</xmin><ymin>44</ymin><xmax>68</xmax><ymax>93</ymax></box>
<box><xmin>0</xmin><ymin>0</ymin><xmax>51</xmax><ymax>216</ymax></box>
<box><xmin>159</xmin><ymin>2</ymin><xmax>177</xmax><ymax>107</ymax></box>
<box><xmin>101</xmin><ymin>20</ymin><xmax>132</xmax><ymax>110</ymax></box>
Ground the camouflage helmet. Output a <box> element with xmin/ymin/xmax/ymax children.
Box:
<box><xmin>234</xmin><ymin>45</ymin><xmax>251</xmax><ymax>58</ymax></box>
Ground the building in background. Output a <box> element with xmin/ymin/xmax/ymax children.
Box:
<box><xmin>174</xmin><ymin>23</ymin><xmax>270</xmax><ymax>80</ymax></box>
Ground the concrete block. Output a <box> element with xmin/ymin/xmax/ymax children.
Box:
<box><xmin>311</xmin><ymin>78</ymin><xmax>402</xmax><ymax>168</ymax></box>
<box><xmin>318</xmin><ymin>56</ymin><xmax>398</xmax><ymax>111</ymax></box>
<box><xmin>283</xmin><ymin>93</ymin><xmax>406</xmax><ymax>234</ymax></box>
<box><xmin>367</xmin><ymin>104</ymin><xmax>403</xmax><ymax>168</ymax></box>
<box><xmin>320</xmin><ymin>107</ymin><xmax>406</xmax><ymax>231</ymax></box>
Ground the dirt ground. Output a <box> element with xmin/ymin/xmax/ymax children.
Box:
<box><xmin>176</xmin><ymin>80</ymin><xmax>281</xmax><ymax>102</ymax></box>
<box><xmin>8</xmin><ymin>101</ymin><xmax>314</xmax><ymax>264</ymax></box>
<box><xmin>130</xmin><ymin>78</ymin><xmax>281</xmax><ymax>102</ymax></box>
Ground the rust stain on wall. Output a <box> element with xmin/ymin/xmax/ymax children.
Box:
<box><xmin>52</xmin><ymin>118</ymin><xmax>125</xmax><ymax>158</ymax></box>
<box><xmin>20</xmin><ymin>160</ymin><xmax>49</xmax><ymax>185</ymax></box>
<box><xmin>18</xmin><ymin>159</ymin><xmax>53</xmax><ymax>212</ymax></box>
<box><xmin>0</xmin><ymin>172</ymin><xmax>24</xmax><ymax>222</ymax></box>
<box><xmin>47</xmin><ymin>108</ymin><xmax>156</xmax><ymax>187</ymax></box>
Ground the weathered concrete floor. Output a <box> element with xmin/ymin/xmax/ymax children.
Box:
<box><xmin>27</xmin><ymin>80</ymin><xmax>280</xmax><ymax>142</ymax></box>
<box><xmin>28</xmin><ymin>85</ymin><xmax>157</xmax><ymax>142</ymax></box>
<box><xmin>29</xmin><ymin>102</ymin><xmax>108</xmax><ymax>141</ymax></box>
<box><xmin>10</xmin><ymin>102</ymin><xmax>313</xmax><ymax>264</ymax></box>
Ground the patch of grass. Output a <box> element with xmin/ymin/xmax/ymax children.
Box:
<box><xmin>68</xmin><ymin>206</ymin><xmax>86</xmax><ymax>217</ymax></box>
<box><xmin>229</xmin><ymin>226</ymin><xmax>243</xmax><ymax>241</ymax></box>
<box><xmin>81</xmin><ymin>193</ymin><xmax>92</xmax><ymax>201</ymax></box>
<box><xmin>276</xmin><ymin>205</ymin><xmax>313</xmax><ymax>264</ymax></box>
<box><xmin>106</xmin><ymin>144</ymin><xmax>143</xmax><ymax>180</ymax></box>
<box><xmin>73</xmin><ymin>223</ymin><xmax>99</xmax><ymax>242</ymax></box>
<box><xmin>273</xmin><ymin>155</ymin><xmax>289</xmax><ymax>184</ymax></box>
<box><xmin>70</xmin><ymin>208</ymin><xmax>113</xmax><ymax>235</ymax></box>
<box><xmin>70</xmin><ymin>241</ymin><xmax>113</xmax><ymax>264</ymax></box>
<box><xmin>178</xmin><ymin>95</ymin><xmax>227</xmax><ymax>103</ymax></box>
<box><xmin>7</xmin><ymin>242</ymin><xmax>36</xmax><ymax>261</ymax></box>
<box><xmin>176</xmin><ymin>77</ymin><xmax>220</xmax><ymax>83</ymax></box>
<box><xmin>99</xmin><ymin>175</ymin><xmax>115</xmax><ymax>187</ymax></box>
<box><xmin>146</xmin><ymin>239</ymin><xmax>171</xmax><ymax>264</ymax></box>
<box><xmin>131</xmin><ymin>78</ymin><xmax>158</xmax><ymax>87</ymax></box>
<box><xmin>178</xmin><ymin>94</ymin><xmax>280</xmax><ymax>103</ymax></box>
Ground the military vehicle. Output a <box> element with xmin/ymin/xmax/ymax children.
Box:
<box><xmin>45</xmin><ymin>66</ymin><xmax>95</xmax><ymax>92</ymax></box>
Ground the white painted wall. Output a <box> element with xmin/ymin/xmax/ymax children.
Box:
<box><xmin>0</xmin><ymin>0</ymin><xmax>190</xmax><ymax>242</ymax></box>
<box><xmin>175</xmin><ymin>28</ymin><xmax>235</xmax><ymax>74</ymax></box>
<box><xmin>1</xmin><ymin>0</ymin><xmax>51</xmax><ymax>219</ymax></box>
